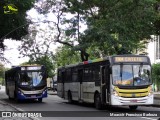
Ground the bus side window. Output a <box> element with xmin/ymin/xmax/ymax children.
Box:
<box><xmin>15</xmin><ymin>72</ymin><xmax>20</xmax><ymax>84</ymax></box>
<box><xmin>72</xmin><ymin>68</ymin><xmax>78</xmax><ymax>82</ymax></box>
<box><xmin>57</xmin><ymin>70</ymin><xmax>62</xmax><ymax>83</ymax></box>
<box><xmin>93</xmin><ymin>66</ymin><xmax>100</xmax><ymax>86</ymax></box>
<box><xmin>78</xmin><ymin>69</ymin><xmax>83</xmax><ymax>83</ymax></box>
<box><xmin>83</xmin><ymin>67</ymin><xmax>92</xmax><ymax>82</ymax></box>
<box><xmin>66</xmin><ymin>69</ymin><xmax>71</xmax><ymax>82</ymax></box>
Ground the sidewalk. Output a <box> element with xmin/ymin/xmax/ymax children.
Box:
<box><xmin>0</xmin><ymin>86</ymin><xmax>36</xmax><ymax>120</ymax></box>
<box><xmin>0</xmin><ymin>89</ymin><xmax>56</xmax><ymax>120</ymax></box>
<box><xmin>0</xmin><ymin>100</ymin><xmax>36</xmax><ymax>120</ymax></box>
<box><xmin>47</xmin><ymin>90</ymin><xmax>57</xmax><ymax>95</ymax></box>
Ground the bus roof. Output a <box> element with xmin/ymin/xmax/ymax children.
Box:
<box><xmin>58</xmin><ymin>54</ymin><xmax>150</xmax><ymax>70</ymax></box>
<box><xmin>58</xmin><ymin>57</ymin><xmax>109</xmax><ymax>69</ymax></box>
<box><xmin>12</xmin><ymin>64</ymin><xmax>43</xmax><ymax>68</ymax></box>
<box><xmin>5</xmin><ymin>65</ymin><xmax>44</xmax><ymax>74</ymax></box>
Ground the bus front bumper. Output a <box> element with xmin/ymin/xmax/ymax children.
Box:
<box><xmin>111</xmin><ymin>94</ymin><xmax>153</xmax><ymax>106</ymax></box>
<box><xmin>17</xmin><ymin>89</ymin><xmax>47</xmax><ymax>100</ymax></box>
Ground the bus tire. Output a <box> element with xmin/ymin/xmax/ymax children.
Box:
<box><xmin>8</xmin><ymin>95</ymin><xmax>12</xmax><ymax>100</ymax></box>
<box><xmin>8</xmin><ymin>92</ymin><xmax>12</xmax><ymax>100</ymax></box>
<box><xmin>129</xmin><ymin>105</ymin><xmax>138</xmax><ymax>110</ymax></box>
<box><xmin>68</xmin><ymin>91</ymin><xmax>72</xmax><ymax>103</ymax></box>
<box><xmin>38</xmin><ymin>98</ymin><xmax>43</xmax><ymax>102</ymax></box>
<box><xmin>94</xmin><ymin>93</ymin><xmax>102</xmax><ymax>110</ymax></box>
<box><xmin>14</xmin><ymin>92</ymin><xmax>19</xmax><ymax>103</ymax></box>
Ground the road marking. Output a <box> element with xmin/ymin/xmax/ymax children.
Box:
<box><xmin>30</xmin><ymin>117</ymin><xmax>41</xmax><ymax>120</ymax></box>
<box><xmin>16</xmin><ymin>108</ymin><xmax>24</xmax><ymax>112</ymax></box>
<box><xmin>140</xmin><ymin>117</ymin><xmax>158</xmax><ymax>120</ymax></box>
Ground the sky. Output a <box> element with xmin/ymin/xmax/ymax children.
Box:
<box><xmin>4</xmin><ymin>40</ymin><xmax>29</xmax><ymax>68</ymax></box>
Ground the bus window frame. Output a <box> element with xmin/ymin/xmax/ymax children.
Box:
<box><xmin>111</xmin><ymin>63</ymin><xmax>152</xmax><ymax>87</ymax></box>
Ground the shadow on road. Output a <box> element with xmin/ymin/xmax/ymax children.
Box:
<box><xmin>63</xmin><ymin>101</ymin><xmax>143</xmax><ymax>112</ymax></box>
<box><xmin>1</xmin><ymin>98</ymin><xmax>47</xmax><ymax>105</ymax></box>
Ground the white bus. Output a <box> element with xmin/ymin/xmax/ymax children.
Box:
<box><xmin>57</xmin><ymin>55</ymin><xmax>153</xmax><ymax>110</ymax></box>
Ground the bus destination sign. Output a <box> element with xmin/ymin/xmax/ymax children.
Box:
<box><xmin>21</xmin><ymin>66</ymin><xmax>41</xmax><ymax>71</ymax></box>
<box><xmin>113</xmin><ymin>56</ymin><xmax>148</xmax><ymax>63</ymax></box>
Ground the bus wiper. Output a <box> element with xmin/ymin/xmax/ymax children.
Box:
<box><xmin>120</xmin><ymin>64</ymin><xmax>123</xmax><ymax>82</ymax></box>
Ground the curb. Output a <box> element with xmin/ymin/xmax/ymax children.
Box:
<box><xmin>48</xmin><ymin>93</ymin><xmax>57</xmax><ymax>95</ymax></box>
<box><xmin>47</xmin><ymin>91</ymin><xmax>57</xmax><ymax>95</ymax></box>
<box><xmin>0</xmin><ymin>100</ymin><xmax>37</xmax><ymax>120</ymax></box>
<box><xmin>154</xmin><ymin>97</ymin><xmax>160</xmax><ymax>100</ymax></box>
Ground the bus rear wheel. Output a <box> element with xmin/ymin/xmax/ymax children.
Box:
<box><xmin>14</xmin><ymin>92</ymin><xmax>20</xmax><ymax>103</ymax></box>
<box><xmin>8</xmin><ymin>95</ymin><xmax>12</xmax><ymax>100</ymax></box>
<box><xmin>129</xmin><ymin>106</ymin><xmax>138</xmax><ymax>110</ymax></box>
<box><xmin>94</xmin><ymin>93</ymin><xmax>102</xmax><ymax>110</ymax></box>
<box><xmin>68</xmin><ymin>91</ymin><xmax>72</xmax><ymax>103</ymax></box>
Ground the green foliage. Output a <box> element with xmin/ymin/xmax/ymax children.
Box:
<box><xmin>17</xmin><ymin>0</ymin><xmax>160</xmax><ymax>69</ymax></box>
<box><xmin>0</xmin><ymin>63</ymin><xmax>4</xmax><ymax>78</ymax></box>
<box><xmin>63</xmin><ymin>0</ymin><xmax>158</xmax><ymax>55</ymax></box>
<box><xmin>0</xmin><ymin>63</ymin><xmax>5</xmax><ymax>85</ymax></box>
<box><xmin>55</xmin><ymin>45</ymin><xmax>81</xmax><ymax>67</ymax></box>
<box><xmin>152</xmin><ymin>63</ymin><xmax>160</xmax><ymax>91</ymax></box>
<box><xmin>0</xmin><ymin>0</ymin><xmax>35</xmax><ymax>49</ymax></box>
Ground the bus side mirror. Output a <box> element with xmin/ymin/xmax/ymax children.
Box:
<box><xmin>46</xmin><ymin>73</ymin><xmax>48</xmax><ymax>78</ymax></box>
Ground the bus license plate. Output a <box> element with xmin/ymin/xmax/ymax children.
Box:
<box><xmin>31</xmin><ymin>95</ymin><xmax>36</xmax><ymax>98</ymax></box>
<box><xmin>130</xmin><ymin>100</ymin><xmax>137</xmax><ymax>102</ymax></box>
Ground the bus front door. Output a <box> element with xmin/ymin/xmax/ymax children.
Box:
<box><xmin>78</xmin><ymin>69</ymin><xmax>83</xmax><ymax>102</ymax></box>
<box><xmin>100</xmin><ymin>66</ymin><xmax>110</xmax><ymax>104</ymax></box>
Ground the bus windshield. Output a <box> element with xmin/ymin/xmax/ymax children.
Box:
<box><xmin>112</xmin><ymin>64</ymin><xmax>151</xmax><ymax>86</ymax></box>
<box><xmin>20</xmin><ymin>71</ymin><xmax>44</xmax><ymax>87</ymax></box>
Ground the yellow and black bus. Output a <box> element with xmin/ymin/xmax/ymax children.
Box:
<box><xmin>57</xmin><ymin>55</ymin><xmax>153</xmax><ymax>110</ymax></box>
<box><xmin>5</xmin><ymin>65</ymin><xmax>48</xmax><ymax>102</ymax></box>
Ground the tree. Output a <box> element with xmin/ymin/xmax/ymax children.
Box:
<box><xmin>18</xmin><ymin>22</ymin><xmax>56</xmax><ymax>61</ymax></box>
<box><xmin>32</xmin><ymin>0</ymin><xmax>90</xmax><ymax>61</ymax></box>
<box><xmin>0</xmin><ymin>0</ymin><xmax>35</xmax><ymax>49</ymax></box>
<box><xmin>152</xmin><ymin>63</ymin><xmax>160</xmax><ymax>91</ymax></box>
<box><xmin>19</xmin><ymin>0</ymin><xmax>159</xmax><ymax>66</ymax></box>
<box><xmin>55</xmin><ymin>45</ymin><xmax>81</xmax><ymax>67</ymax></box>
<box><xmin>0</xmin><ymin>63</ymin><xmax>5</xmax><ymax>85</ymax></box>
<box><xmin>38</xmin><ymin>0</ymin><xmax>158</xmax><ymax>57</ymax></box>
<box><xmin>66</xmin><ymin>0</ymin><xmax>158</xmax><ymax>55</ymax></box>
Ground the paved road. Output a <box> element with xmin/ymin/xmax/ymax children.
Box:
<box><xmin>0</xmin><ymin>87</ymin><xmax>160</xmax><ymax>120</ymax></box>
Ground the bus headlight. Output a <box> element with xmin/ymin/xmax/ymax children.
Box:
<box><xmin>112</xmin><ymin>89</ymin><xmax>119</xmax><ymax>97</ymax></box>
<box><xmin>43</xmin><ymin>89</ymin><xmax>47</xmax><ymax>94</ymax></box>
<box><xmin>18</xmin><ymin>90</ymin><xmax>24</xmax><ymax>96</ymax></box>
<box><xmin>148</xmin><ymin>86</ymin><xmax>153</xmax><ymax>96</ymax></box>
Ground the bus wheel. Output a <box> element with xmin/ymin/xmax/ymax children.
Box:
<box><xmin>68</xmin><ymin>91</ymin><xmax>72</xmax><ymax>103</ymax></box>
<box><xmin>94</xmin><ymin>93</ymin><xmax>102</xmax><ymax>110</ymax></box>
<box><xmin>8</xmin><ymin>93</ymin><xmax>12</xmax><ymax>100</ymax></box>
<box><xmin>38</xmin><ymin>98</ymin><xmax>43</xmax><ymax>102</ymax></box>
<box><xmin>8</xmin><ymin>95</ymin><xmax>12</xmax><ymax>100</ymax></box>
<box><xmin>14</xmin><ymin>92</ymin><xmax>19</xmax><ymax>103</ymax></box>
<box><xmin>129</xmin><ymin>106</ymin><xmax>138</xmax><ymax>110</ymax></box>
